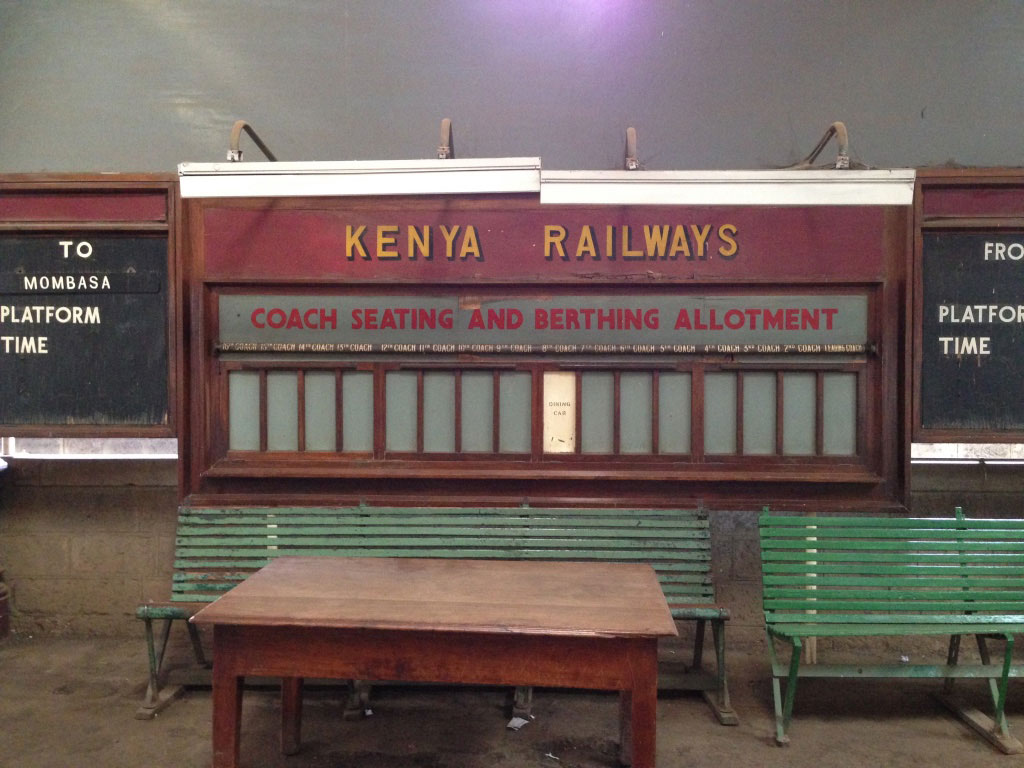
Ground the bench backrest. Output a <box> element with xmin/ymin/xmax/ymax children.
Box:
<box><xmin>172</xmin><ymin>506</ymin><xmax>717</xmax><ymax>614</ymax></box>
<box><xmin>759</xmin><ymin>510</ymin><xmax>1024</xmax><ymax>620</ymax></box>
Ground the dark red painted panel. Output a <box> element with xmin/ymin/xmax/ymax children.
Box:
<box><xmin>922</xmin><ymin>186</ymin><xmax>1024</xmax><ymax>218</ymax></box>
<box><xmin>200</xmin><ymin>202</ymin><xmax>888</xmax><ymax>283</ymax></box>
<box><xmin>0</xmin><ymin>192</ymin><xmax>167</xmax><ymax>222</ymax></box>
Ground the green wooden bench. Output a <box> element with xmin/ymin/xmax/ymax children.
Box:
<box><xmin>138</xmin><ymin>504</ymin><xmax>735</xmax><ymax>724</ymax></box>
<box><xmin>759</xmin><ymin>507</ymin><xmax>1024</xmax><ymax>753</ymax></box>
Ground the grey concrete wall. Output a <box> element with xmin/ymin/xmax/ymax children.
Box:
<box><xmin>1</xmin><ymin>458</ymin><xmax>1021</xmax><ymax>642</ymax></box>
<box><xmin>2</xmin><ymin>2</ymin><xmax>1022</xmax><ymax>173</ymax></box>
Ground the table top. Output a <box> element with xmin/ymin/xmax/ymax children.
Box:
<box><xmin>191</xmin><ymin>556</ymin><xmax>678</xmax><ymax>639</ymax></box>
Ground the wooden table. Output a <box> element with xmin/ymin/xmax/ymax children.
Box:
<box><xmin>191</xmin><ymin>556</ymin><xmax>678</xmax><ymax>768</ymax></box>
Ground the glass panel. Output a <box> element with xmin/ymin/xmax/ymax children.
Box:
<box><xmin>580</xmin><ymin>372</ymin><xmax>613</xmax><ymax>454</ymax></box>
<box><xmin>499</xmin><ymin>372</ymin><xmax>532</xmax><ymax>453</ymax></box>
<box><xmin>266</xmin><ymin>372</ymin><xmax>298</xmax><ymax>451</ymax></box>
<box><xmin>385</xmin><ymin>371</ymin><xmax>417</xmax><ymax>452</ymax></box>
<box><xmin>704</xmin><ymin>372</ymin><xmax>737</xmax><ymax>454</ymax></box>
<box><xmin>823</xmin><ymin>372</ymin><xmax>857</xmax><ymax>455</ymax></box>
<box><xmin>228</xmin><ymin>371</ymin><xmax>260</xmax><ymax>451</ymax></box>
<box><xmin>304</xmin><ymin>372</ymin><xmax>336</xmax><ymax>452</ymax></box>
<box><xmin>341</xmin><ymin>371</ymin><xmax>374</xmax><ymax>452</ymax></box>
<box><xmin>620</xmin><ymin>373</ymin><xmax>652</xmax><ymax>454</ymax></box>
<box><xmin>543</xmin><ymin>371</ymin><xmax>577</xmax><ymax>453</ymax></box>
<box><xmin>658</xmin><ymin>373</ymin><xmax>691</xmax><ymax>454</ymax></box>
<box><xmin>423</xmin><ymin>372</ymin><xmax>455</xmax><ymax>453</ymax></box>
<box><xmin>783</xmin><ymin>372</ymin><xmax>816</xmax><ymax>455</ymax></box>
<box><xmin>461</xmin><ymin>372</ymin><xmax>493</xmax><ymax>453</ymax></box>
<box><xmin>742</xmin><ymin>372</ymin><xmax>776</xmax><ymax>455</ymax></box>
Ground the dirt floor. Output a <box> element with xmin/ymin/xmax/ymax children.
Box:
<box><xmin>2</xmin><ymin>632</ymin><xmax>1023</xmax><ymax>768</ymax></box>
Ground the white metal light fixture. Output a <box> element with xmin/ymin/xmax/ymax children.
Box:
<box><xmin>539</xmin><ymin>169</ymin><xmax>915</xmax><ymax>206</ymax></box>
<box><xmin>179</xmin><ymin>157</ymin><xmax>542</xmax><ymax>198</ymax></box>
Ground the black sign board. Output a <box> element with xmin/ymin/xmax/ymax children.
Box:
<box><xmin>0</xmin><ymin>234</ymin><xmax>168</xmax><ymax>428</ymax></box>
<box><xmin>921</xmin><ymin>232</ymin><xmax>1024</xmax><ymax>431</ymax></box>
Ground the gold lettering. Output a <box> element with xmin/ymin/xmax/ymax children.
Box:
<box><xmin>643</xmin><ymin>225</ymin><xmax>670</xmax><ymax>260</ymax></box>
<box><xmin>718</xmin><ymin>223</ymin><xmax>738</xmax><ymax>258</ymax></box>
<box><xmin>689</xmin><ymin>223</ymin><xmax>712</xmax><ymax>258</ymax></box>
<box><xmin>621</xmin><ymin>225</ymin><xmax>644</xmax><ymax>260</ymax></box>
<box><xmin>376</xmin><ymin>225</ymin><xmax>400</xmax><ymax>259</ymax></box>
<box><xmin>544</xmin><ymin>225</ymin><xmax>567</xmax><ymax>261</ymax></box>
<box><xmin>460</xmin><ymin>225</ymin><xmax>482</xmax><ymax>261</ymax></box>
<box><xmin>440</xmin><ymin>225</ymin><xmax>461</xmax><ymax>259</ymax></box>
<box><xmin>408</xmin><ymin>225</ymin><xmax>431</xmax><ymax>261</ymax></box>
<box><xmin>576</xmin><ymin>226</ymin><xmax>598</xmax><ymax>260</ymax></box>
<box><xmin>669</xmin><ymin>225</ymin><xmax>691</xmax><ymax>259</ymax></box>
<box><xmin>346</xmin><ymin>225</ymin><xmax>368</xmax><ymax>261</ymax></box>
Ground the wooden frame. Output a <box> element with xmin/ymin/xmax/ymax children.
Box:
<box><xmin>181</xmin><ymin>192</ymin><xmax>909</xmax><ymax>509</ymax></box>
<box><xmin>0</xmin><ymin>173</ymin><xmax>180</xmax><ymax>437</ymax></box>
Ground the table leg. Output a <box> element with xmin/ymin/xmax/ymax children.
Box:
<box><xmin>619</xmin><ymin>689</ymin><xmax>634</xmax><ymax>766</ymax></box>
<box><xmin>211</xmin><ymin>665</ymin><xmax>244</xmax><ymax>768</ymax></box>
<box><xmin>281</xmin><ymin>677</ymin><xmax>304</xmax><ymax>755</ymax></box>
<box><xmin>618</xmin><ymin>641</ymin><xmax>658</xmax><ymax>768</ymax></box>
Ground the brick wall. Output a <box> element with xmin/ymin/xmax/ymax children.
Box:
<box><xmin>0</xmin><ymin>459</ymin><xmax>177</xmax><ymax>635</ymax></box>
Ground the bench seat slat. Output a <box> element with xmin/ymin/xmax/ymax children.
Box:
<box><xmin>765</xmin><ymin>586</ymin><xmax>1024</xmax><ymax>599</ymax></box>
<box><xmin>762</xmin><ymin>516</ymin><xmax>1024</xmax><ymax>530</ymax></box>
<box><xmin>762</xmin><ymin>550</ymin><xmax>1024</xmax><ymax>563</ymax></box>
<box><xmin>761</xmin><ymin>525</ymin><xmax>1024</xmax><ymax>541</ymax></box>
<box><xmin>764</xmin><ymin>563</ymin><xmax>1024</xmax><ymax>576</ymax></box>
<box><xmin>765</xmin><ymin>575</ymin><xmax>1024</xmax><ymax>588</ymax></box>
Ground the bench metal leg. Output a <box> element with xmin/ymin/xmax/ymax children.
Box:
<box><xmin>942</xmin><ymin>634</ymin><xmax>961</xmax><ymax>694</ymax></box>
<box><xmin>768</xmin><ymin>634</ymin><xmax>801</xmax><ymax>746</ymax></box>
<box><xmin>700</xmin><ymin>618</ymin><xmax>738</xmax><ymax>725</ymax></box>
<box><xmin>342</xmin><ymin>679</ymin><xmax>372</xmax><ymax>720</ymax></box>
<box><xmin>136</xmin><ymin>614</ymin><xmax>210</xmax><ymax>720</ymax></box>
<box><xmin>511</xmin><ymin>685</ymin><xmax>534</xmax><ymax>719</ymax></box>
<box><xmin>933</xmin><ymin>633</ymin><xmax>1023</xmax><ymax>755</ymax></box>
<box><xmin>136</xmin><ymin>617</ymin><xmax>186</xmax><ymax>719</ymax></box>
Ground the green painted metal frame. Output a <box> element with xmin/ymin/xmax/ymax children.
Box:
<box><xmin>138</xmin><ymin>504</ymin><xmax>735</xmax><ymax>724</ymax></box>
<box><xmin>759</xmin><ymin>507</ymin><xmax>1024</xmax><ymax>753</ymax></box>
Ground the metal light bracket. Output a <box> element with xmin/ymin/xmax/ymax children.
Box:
<box><xmin>624</xmin><ymin>126</ymin><xmax>639</xmax><ymax>170</ymax></box>
<box><xmin>438</xmin><ymin>118</ymin><xmax>455</xmax><ymax>160</ymax></box>
<box><xmin>227</xmin><ymin>120</ymin><xmax>278</xmax><ymax>162</ymax></box>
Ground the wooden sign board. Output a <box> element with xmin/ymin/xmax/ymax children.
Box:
<box><xmin>914</xmin><ymin>170</ymin><xmax>1024</xmax><ymax>441</ymax></box>
<box><xmin>0</xmin><ymin>175</ymin><xmax>176</xmax><ymax>435</ymax></box>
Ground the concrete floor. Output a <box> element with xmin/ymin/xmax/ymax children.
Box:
<box><xmin>2</xmin><ymin>632</ymin><xmax>1023</xmax><ymax>768</ymax></box>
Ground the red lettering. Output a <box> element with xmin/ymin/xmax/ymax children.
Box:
<box><xmin>320</xmin><ymin>308</ymin><xmax>337</xmax><ymax>330</ymax></box>
<box><xmin>644</xmin><ymin>309</ymin><xmax>659</xmax><ymax>329</ymax></box>
<box><xmin>725</xmin><ymin>309</ymin><xmax>744</xmax><ymax>329</ymax></box>
<box><xmin>251</xmin><ymin>308</ymin><xmax>266</xmax><ymax>328</ymax></box>
<box><xmin>468</xmin><ymin>308</ymin><xmax>485</xmax><ymax>329</ymax></box>
<box><xmin>674</xmin><ymin>309</ymin><xmax>691</xmax><ymax>330</ymax></box>
<box><xmin>763</xmin><ymin>309</ymin><xmax>784</xmax><ymax>330</ymax></box>
<box><xmin>785</xmin><ymin>308</ymin><xmax>799</xmax><ymax>330</ymax></box>
<box><xmin>535</xmin><ymin>308</ymin><xmax>549</xmax><ymax>329</ymax></box>
<box><xmin>267</xmin><ymin>308</ymin><xmax>286</xmax><ymax>328</ymax></box>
